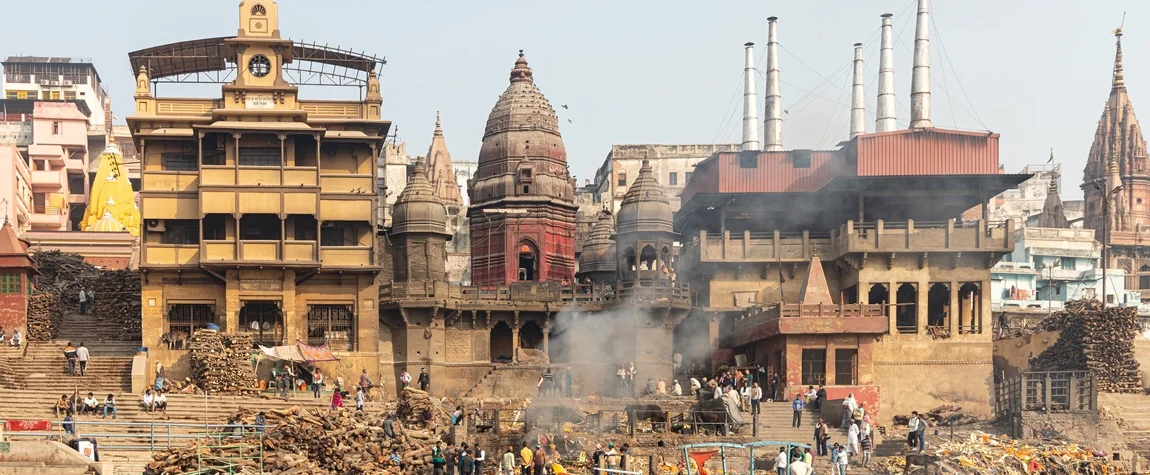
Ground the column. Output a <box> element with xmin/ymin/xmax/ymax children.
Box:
<box><xmin>543</xmin><ymin>329</ymin><xmax>550</xmax><ymax>356</ymax></box>
<box><xmin>512</xmin><ymin>328</ymin><xmax>521</xmax><ymax>363</ymax></box>
<box><xmin>888</xmin><ymin>281</ymin><xmax>897</xmax><ymax>331</ymax></box>
<box><xmin>948</xmin><ymin>280</ymin><xmax>959</xmax><ymax>335</ymax></box>
<box><xmin>282</xmin><ymin>270</ymin><xmax>297</xmax><ymax>344</ymax></box>
<box><xmin>916</xmin><ymin>282</ymin><xmax>928</xmax><ymax>332</ymax></box>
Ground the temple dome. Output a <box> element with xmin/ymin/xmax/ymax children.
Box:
<box><xmin>471</xmin><ymin>51</ymin><xmax>574</xmax><ymax>206</ymax></box>
<box><xmin>578</xmin><ymin>212</ymin><xmax>617</xmax><ymax>274</ymax></box>
<box><xmin>86</xmin><ymin>211</ymin><xmax>128</xmax><ymax>233</ymax></box>
<box><xmin>391</xmin><ymin>158</ymin><xmax>450</xmax><ymax>236</ymax></box>
<box><xmin>617</xmin><ymin>160</ymin><xmax>673</xmax><ymax>235</ymax></box>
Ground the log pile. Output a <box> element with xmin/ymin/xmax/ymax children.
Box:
<box><xmin>25</xmin><ymin>292</ymin><xmax>60</xmax><ymax>341</ymax></box>
<box><xmin>396</xmin><ymin>386</ymin><xmax>448</xmax><ymax>428</ymax></box>
<box><xmin>30</xmin><ymin>250</ymin><xmax>96</xmax><ymax>312</ymax></box>
<box><xmin>144</xmin><ymin>406</ymin><xmax>444</xmax><ymax>475</ymax></box>
<box><xmin>1033</xmin><ymin>299</ymin><xmax>1143</xmax><ymax>393</ymax></box>
<box><xmin>89</xmin><ymin>269</ymin><xmax>142</xmax><ymax>340</ymax></box>
<box><xmin>188</xmin><ymin>330</ymin><xmax>258</xmax><ymax>395</ymax></box>
<box><xmin>892</xmin><ymin>405</ymin><xmax>977</xmax><ymax>427</ymax></box>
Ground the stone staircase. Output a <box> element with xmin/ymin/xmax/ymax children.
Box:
<box><xmin>465</xmin><ymin>365</ymin><xmax>547</xmax><ymax>398</ymax></box>
<box><xmin>0</xmin><ymin>314</ymin><xmax>138</xmax><ymax>394</ymax></box>
<box><xmin>1101</xmin><ymin>392</ymin><xmax>1150</xmax><ymax>462</ymax></box>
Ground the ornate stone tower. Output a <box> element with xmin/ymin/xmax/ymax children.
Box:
<box><xmin>468</xmin><ymin>51</ymin><xmax>577</xmax><ymax>285</ymax></box>
<box><xmin>1083</xmin><ymin>28</ymin><xmax>1148</xmax><ymax>234</ymax></box>
<box><xmin>575</xmin><ymin>211</ymin><xmax>616</xmax><ymax>285</ymax></box>
<box><xmin>614</xmin><ymin>160</ymin><xmax>678</xmax><ymax>292</ymax></box>
<box><xmin>391</xmin><ymin>158</ymin><xmax>451</xmax><ymax>282</ymax></box>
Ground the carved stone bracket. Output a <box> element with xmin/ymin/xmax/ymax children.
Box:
<box><xmin>920</xmin><ymin>252</ymin><xmax>928</xmax><ymax>270</ymax></box>
<box><xmin>888</xmin><ymin>253</ymin><xmax>897</xmax><ymax>270</ymax></box>
<box><xmin>952</xmin><ymin>252</ymin><xmax>962</xmax><ymax>270</ymax></box>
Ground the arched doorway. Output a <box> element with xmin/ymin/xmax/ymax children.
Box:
<box><xmin>1140</xmin><ymin>265</ymin><xmax>1150</xmax><ymax>290</ymax></box>
<box><xmin>927</xmin><ymin>283</ymin><xmax>950</xmax><ymax>327</ymax></box>
<box><xmin>517</xmin><ymin>241</ymin><xmax>538</xmax><ymax>281</ymax></box>
<box><xmin>895</xmin><ymin>283</ymin><xmax>917</xmax><ymax>333</ymax></box>
<box><xmin>520</xmin><ymin>321</ymin><xmax>544</xmax><ymax>350</ymax></box>
<box><xmin>868</xmin><ymin>284</ymin><xmax>889</xmax><ymax>305</ymax></box>
<box><xmin>623</xmin><ymin>247</ymin><xmax>636</xmax><ymax>271</ymax></box>
<box><xmin>490</xmin><ymin>321</ymin><xmax>513</xmax><ymax>363</ymax></box>
<box><xmin>958</xmin><ymin>282</ymin><xmax>980</xmax><ymax>333</ymax></box>
<box><xmin>640</xmin><ymin>245</ymin><xmax>657</xmax><ymax>270</ymax></box>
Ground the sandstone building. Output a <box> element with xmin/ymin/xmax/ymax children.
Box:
<box><xmin>131</xmin><ymin>1</ymin><xmax>389</xmax><ymax>378</ymax></box>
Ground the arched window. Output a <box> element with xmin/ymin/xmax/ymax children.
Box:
<box><xmin>623</xmin><ymin>247</ymin><xmax>636</xmax><ymax>271</ymax></box>
<box><xmin>517</xmin><ymin>241</ymin><xmax>538</xmax><ymax>281</ymax></box>
<box><xmin>640</xmin><ymin>245</ymin><xmax>658</xmax><ymax>271</ymax></box>
<box><xmin>1139</xmin><ymin>265</ymin><xmax>1150</xmax><ymax>290</ymax></box>
<box><xmin>250</xmin><ymin>4</ymin><xmax>267</xmax><ymax>15</ymax></box>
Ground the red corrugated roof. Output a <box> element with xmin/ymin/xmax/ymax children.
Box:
<box><xmin>33</xmin><ymin>102</ymin><xmax>88</xmax><ymax>121</ymax></box>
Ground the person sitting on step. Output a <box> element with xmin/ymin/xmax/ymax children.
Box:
<box><xmin>82</xmin><ymin>392</ymin><xmax>99</xmax><ymax>415</ymax></box>
<box><xmin>54</xmin><ymin>394</ymin><xmax>69</xmax><ymax>419</ymax></box>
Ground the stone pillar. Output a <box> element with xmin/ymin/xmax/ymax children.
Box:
<box><xmin>225</xmin><ymin>269</ymin><xmax>241</xmax><ymax>332</ymax></box>
<box><xmin>512</xmin><ymin>328</ymin><xmax>520</xmax><ymax>363</ymax></box>
<box><xmin>282</xmin><ymin>270</ymin><xmax>297</xmax><ymax>344</ymax></box>
<box><xmin>948</xmin><ymin>280</ymin><xmax>959</xmax><ymax>335</ymax></box>
<box><xmin>543</xmin><ymin>329</ymin><xmax>550</xmax><ymax>356</ymax></box>
<box><xmin>888</xmin><ymin>281</ymin><xmax>897</xmax><ymax>331</ymax></box>
<box><xmin>916</xmin><ymin>281</ymin><xmax>928</xmax><ymax>331</ymax></box>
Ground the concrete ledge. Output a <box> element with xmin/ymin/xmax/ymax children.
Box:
<box><xmin>0</xmin><ymin>440</ymin><xmax>111</xmax><ymax>474</ymax></box>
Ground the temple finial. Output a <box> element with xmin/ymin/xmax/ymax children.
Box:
<box><xmin>1113</xmin><ymin>26</ymin><xmax>1126</xmax><ymax>89</ymax></box>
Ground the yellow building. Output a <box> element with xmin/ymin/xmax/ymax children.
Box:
<box><xmin>129</xmin><ymin>1</ymin><xmax>389</xmax><ymax>378</ymax></box>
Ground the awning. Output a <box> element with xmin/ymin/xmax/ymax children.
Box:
<box><xmin>259</xmin><ymin>343</ymin><xmax>339</xmax><ymax>362</ymax></box>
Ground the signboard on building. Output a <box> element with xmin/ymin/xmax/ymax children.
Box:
<box><xmin>245</xmin><ymin>93</ymin><xmax>275</xmax><ymax>109</ymax></box>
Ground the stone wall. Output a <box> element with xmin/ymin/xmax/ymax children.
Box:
<box><xmin>993</xmin><ymin>330</ymin><xmax>1059</xmax><ymax>380</ymax></box>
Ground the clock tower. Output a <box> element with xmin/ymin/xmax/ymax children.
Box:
<box><xmin>224</xmin><ymin>1</ymin><xmax>297</xmax><ymax>109</ymax></box>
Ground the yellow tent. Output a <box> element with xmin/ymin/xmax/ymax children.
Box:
<box><xmin>81</xmin><ymin>137</ymin><xmax>140</xmax><ymax>236</ymax></box>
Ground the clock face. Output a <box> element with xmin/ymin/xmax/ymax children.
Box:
<box><xmin>248</xmin><ymin>54</ymin><xmax>271</xmax><ymax>78</ymax></box>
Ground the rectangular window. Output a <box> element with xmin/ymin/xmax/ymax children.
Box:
<box><xmin>17</xmin><ymin>91</ymin><xmax>31</xmax><ymax>100</ymax></box>
<box><xmin>321</xmin><ymin>227</ymin><xmax>346</xmax><ymax>246</ymax></box>
<box><xmin>668</xmin><ymin>172</ymin><xmax>678</xmax><ymax>186</ymax></box>
<box><xmin>801</xmin><ymin>349</ymin><xmax>827</xmax><ymax>386</ymax></box>
<box><xmin>63</xmin><ymin>91</ymin><xmax>76</xmax><ymax>101</ymax></box>
<box><xmin>4</xmin><ymin>91</ymin><xmax>16</xmax><ymax>99</ymax></box>
<box><xmin>617</xmin><ymin>172</ymin><xmax>627</xmax><ymax>187</ymax></box>
<box><xmin>0</xmin><ymin>274</ymin><xmax>20</xmax><ymax>294</ymax></box>
<box><xmin>162</xmin><ymin>221</ymin><xmax>200</xmax><ymax>245</ymax></box>
<box><xmin>239</xmin><ymin>147</ymin><xmax>281</xmax><ymax>167</ymax></box>
<box><xmin>167</xmin><ymin>304</ymin><xmax>216</xmax><ymax>345</ymax></box>
<box><xmin>793</xmin><ymin>150</ymin><xmax>812</xmax><ymax>168</ymax></box>
<box><xmin>834</xmin><ymin>349</ymin><xmax>858</xmax><ymax>385</ymax></box>
<box><xmin>307</xmin><ymin>304</ymin><xmax>356</xmax><ymax>351</ymax></box>
<box><xmin>52</xmin><ymin>122</ymin><xmax>60</xmax><ymax>135</ymax></box>
<box><xmin>161</xmin><ymin>153</ymin><xmax>198</xmax><ymax>171</ymax></box>
<box><xmin>1061</xmin><ymin>258</ymin><xmax>1076</xmax><ymax>270</ymax></box>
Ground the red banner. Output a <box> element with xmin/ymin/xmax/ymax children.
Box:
<box><xmin>6</xmin><ymin>420</ymin><xmax>51</xmax><ymax>431</ymax></box>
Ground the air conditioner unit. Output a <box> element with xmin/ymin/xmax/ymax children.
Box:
<box><xmin>50</xmin><ymin>80</ymin><xmax>60</xmax><ymax>86</ymax></box>
<box><xmin>146</xmin><ymin>220</ymin><xmax>166</xmax><ymax>232</ymax></box>
<box><xmin>62</xmin><ymin>80</ymin><xmax>73</xmax><ymax>86</ymax></box>
<box><xmin>39</xmin><ymin>79</ymin><xmax>50</xmax><ymax>86</ymax></box>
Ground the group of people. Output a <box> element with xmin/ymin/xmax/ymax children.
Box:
<box><xmin>54</xmin><ymin>391</ymin><xmax>121</xmax><ymax>435</ymax></box>
<box><xmin>400</xmin><ymin>368</ymin><xmax>431</xmax><ymax>392</ymax></box>
<box><xmin>0</xmin><ymin>328</ymin><xmax>22</xmax><ymax>347</ymax></box>
<box><xmin>77</xmin><ymin>288</ymin><xmax>96</xmax><ymax>315</ymax></box>
<box><xmin>793</xmin><ymin>390</ymin><xmax>877</xmax><ymax>472</ymax></box>
<box><xmin>63</xmin><ymin>342</ymin><xmax>91</xmax><ymax>376</ymax></box>
<box><xmin>689</xmin><ymin>367</ymin><xmax>774</xmax><ymax>415</ymax></box>
<box><xmin>536</xmin><ymin>367</ymin><xmax>573</xmax><ymax>398</ymax></box>
<box><xmin>429</xmin><ymin>441</ymin><xmax>494</xmax><ymax>475</ymax></box>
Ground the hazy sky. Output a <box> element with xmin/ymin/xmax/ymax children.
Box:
<box><xmin>3</xmin><ymin>0</ymin><xmax>1147</xmax><ymax>200</ymax></box>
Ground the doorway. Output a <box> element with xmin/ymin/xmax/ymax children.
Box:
<box><xmin>518</xmin><ymin>241</ymin><xmax>537</xmax><ymax>281</ymax></box>
<box><xmin>520</xmin><ymin>321</ymin><xmax>543</xmax><ymax>350</ymax></box>
<box><xmin>491</xmin><ymin>321</ymin><xmax>514</xmax><ymax>363</ymax></box>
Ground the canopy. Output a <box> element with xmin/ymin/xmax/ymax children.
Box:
<box><xmin>259</xmin><ymin>343</ymin><xmax>339</xmax><ymax>362</ymax></box>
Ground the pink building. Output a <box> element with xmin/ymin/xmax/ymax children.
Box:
<box><xmin>0</xmin><ymin>145</ymin><xmax>32</xmax><ymax>233</ymax></box>
<box><xmin>24</xmin><ymin>102</ymin><xmax>90</xmax><ymax>231</ymax></box>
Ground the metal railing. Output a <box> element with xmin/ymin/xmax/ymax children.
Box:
<box><xmin>994</xmin><ymin>371</ymin><xmax>1096</xmax><ymax>437</ymax></box>
<box><xmin>0</xmin><ymin>419</ymin><xmax>272</xmax><ymax>452</ymax></box>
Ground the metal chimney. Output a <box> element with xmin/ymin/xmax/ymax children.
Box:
<box><xmin>876</xmin><ymin>13</ymin><xmax>897</xmax><ymax>132</ymax></box>
<box><xmin>910</xmin><ymin>0</ymin><xmax>933</xmax><ymax>128</ymax></box>
<box><xmin>764</xmin><ymin>16</ymin><xmax>783</xmax><ymax>151</ymax></box>
<box><xmin>850</xmin><ymin>43</ymin><xmax>865</xmax><ymax>139</ymax></box>
<box><xmin>742</xmin><ymin>42</ymin><xmax>761</xmax><ymax>151</ymax></box>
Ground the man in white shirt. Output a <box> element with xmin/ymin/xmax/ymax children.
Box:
<box><xmin>76</xmin><ymin>343</ymin><xmax>91</xmax><ymax>376</ymax></box>
<box><xmin>82</xmin><ymin>392</ymin><xmax>99</xmax><ymax>415</ymax></box>
<box><xmin>672</xmin><ymin>380</ymin><xmax>682</xmax><ymax>396</ymax></box>
<box><xmin>787</xmin><ymin>457</ymin><xmax>812</xmax><ymax>475</ymax></box>
<box><xmin>751</xmin><ymin>383</ymin><xmax>763</xmax><ymax>414</ymax></box>
<box><xmin>773</xmin><ymin>447</ymin><xmax>788</xmax><ymax>475</ymax></box>
<box><xmin>907</xmin><ymin>413</ymin><xmax>922</xmax><ymax>450</ymax></box>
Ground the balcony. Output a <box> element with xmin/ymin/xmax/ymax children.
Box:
<box><xmin>142</xmin><ymin>171</ymin><xmax>198</xmax><ymax>193</ymax></box>
<box><xmin>730</xmin><ymin>303</ymin><xmax>887</xmax><ymax>347</ymax></box>
<box><xmin>30</xmin><ymin>169</ymin><xmax>66</xmax><ymax>191</ymax></box>
<box><xmin>236</xmin><ymin>167</ymin><xmax>282</xmax><ymax>186</ymax></box>
<box><xmin>144</xmin><ymin>244</ymin><xmax>200</xmax><ymax>266</ymax></box>
<box><xmin>199</xmin><ymin>240</ymin><xmax>323</xmax><ymax>266</ymax></box>
<box><xmin>679</xmin><ymin>230</ymin><xmax>832</xmax><ymax>270</ymax></box>
<box><xmin>29</xmin><ymin>206</ymin><xmax>67</xmax><ymax>229</ymax></box>
<box><xmin>202</xmin><ymin>241</ymin><xmax>236</xmax><ymax>261</ymax></box>
<box><xmin>300</xmin><ymin>100</ymin><xmax>363</xmax><ymax>119</ymax></box>
<box><xmin>320</xmin><ymin>174</ymin><xmax>373</xmax><ymax>193</ymax></box>
<box><xmin>830</xmin><ymin>219</ymin><xmax>1013</xmax><ymax>255</ymax></box>
<box><xmin>201</xmin><ymin>166</ymin><xmax>235</xmax><ymax>186</ymax></box>
<box><xmin>284</xmin><ymin>241</ymin><xmax>317</xmax><ymax>262</ymax></box>
<box><xmin>320</xmin><ymin>198</ymin><xmax>372</xmax><ymax>222</ymax></box>
<box><xmin>201</xmin><ymin>166</ymin><xmax>318</xmax><ymax>187</ymax></box>
<box><xmin>241</xmin><ymin>241</ymin><xmax>280</xmax><ymax>261</ymax></box>
<box><xmin>321</xmin><ymin>246</ymin><xmax>373</xmax><ymax>267</ymax></box>
<box><xmin>615</xmin><ymin>277</ymin><xmax>691</xmax><ymax>304</ymax></box>
<box><xmin>141</xmin><ymin>196</ymin><xmax>198</xmax><ymax>220</ymax></box>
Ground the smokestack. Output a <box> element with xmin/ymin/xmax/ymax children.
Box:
<box><xmin>742</xmin><ymin>42</ymin><xmax>761</xmax><ymax>151</ymax></box>
<box><xmin>849</xmin><ymin>43</ymin><xmax>865</xmax><ymax>139</ymax></box>
<box><xmin>876</xmin><ymin>13</ymin><xmax>897</xmax><ymax>132</ymax></box>
<box><xmin>764</xmin><ymin>16</ymin><xmax>783</xmax><ymax>151</ymax></box>
<box><xmin>909</xmin><ymin>0</ymin><xmax>933</xmax><ymax>128</ymax></box>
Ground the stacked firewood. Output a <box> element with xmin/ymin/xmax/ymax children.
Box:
<box><xmin>88</xmin><ymin>269</ymin><xmax>142</xmax><ymax>340</ymax></box>
<box><xmin>893</xmin><ymin>405</ymin><xmax>976</xmax><ymax>427</ymax></box>
<box><xmin>144</xmin><ymin>406</ymin><xmax>443</xmax><ymax>475</ymax></box>
<box><xmin>25</xmin><ymin>292</ymin><xmax>59</xmax><ymax>341</ymax></box>
<box><xmin>188</xmin><ymin>330</ymin><xmax>258</xmax><ymax>395</ymax></box>
<box><xmin>1033</xmin><ymin>299</ymin><xmax>1143</xmax><ymax>393</ymax></box>
<box><xmin>397</xmin><ymin>387</ymin><xmax>446</xmax><ymax>427</ymax></box>
<box><xmin>30</xmin><ymin>250</ymin><xmax>96</xmax><ymax>313</ymax></box>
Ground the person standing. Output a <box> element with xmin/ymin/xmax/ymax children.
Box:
<box><xmin>355</xmin><ymin>387</ymin><xmax>365</xmax><ymax>412</ymax></box>
<box><xmin>432</xmin><ymin>442</ymin><xmax>447</xmax><ymax>475</ymax></box>
<box><xmin>616</xmin><ymin>365</ymin><xmax>627</xmax><ymax>397</ymax></box>
<box><xmin>814</xmin><ymin>418</ymin><xmax>830</xmax><ymax>456</ymax></box>
<box><xmin>915</xmin><ymin>411</ymin><xmax>928</xmax><ymax>452</ymax></box>
<box><xmin>533</xmin><ymin>444</ymin><xmax>547</xmax><ymax>475</ymax></box>
<box><xmin>446</xmin><ymin>442</ymin><xmax>459</xmax><ymax>475</ymax></box>
<box><xmin>63</xmin><ymin>342</ymin><xmax>78</xmax><ymax>376</ymax></box>
<box><xmin>330</xmin><ymin>388</ymin><xmax>343</xmax><ymax>411</ymax></box>
<box><xmin>419</xmin><ymin>368</ymin><xmax>431</xmax><ymax>392</ymax></box>
<box><xmin>565</xmin><ymin>366</ymin><xmax>574</xmax><ymax>397</ymax></box>
<box><xmin>591</xmin><ymin>444</ymin><xmax>606</xmax><ymax>473</ymax></box>
<box><xmin>474</xmin><ymin>446</ymin><xmax>486</xmax><ymax>475</ymax></box>
<box><xmin>78</xmin><ymin>288</ymin><xmax>88</xmax><ymax>315</ymax></box>
<box><xmin>501</xmin><ymin>446</ymin><xmax>515</xmax><ymax>475</ymax></box>
<box><xmin>76</xmin><ymin>343</ymin><xmax>90</xmax><ymax>376</ymax></box>
<box><xmin>791</xmin><ymin>393</ymin><xmax>805</xmax><ymax>428</ymax></box>
<box><xmin>254</xmin><ymin>411</ymin><xmax>266</xmax><ymax>433</ymax></box>
<box><xmin>860</xmin><ymin>434</ymin><xmax>873</xmax><ymax>467</ymax></box>
<box><xmin>788</xmin><ymin>454</ymin><xmax>812</xmax><ymax>475</ymax></box>
<box><xmin>459</xmin><ymin>449</ymin><xmax>475</xmax><ymax>475</ymax></box>
<box><xmin>751</xmin><ymin>383</ymin><xmax>762</xmax><ymax>415</ymax></box>
<box><xmin>311</xmin><ymin>368</ymin><xmax>324</xmax><ymax>399</ymax></box>
<box><xmin>906</xmin><ymin>412</ymin><xmax>921</xmax><ymax>450</ymax></box>
<box><xmin>87</xmin><ymin>289</ymin><xmax>95</xmax><ymax>310</ymax></box>
<box><xmin>847</xmin><ymin>419</ymin><xmax>861</xmax><ymax>458</ymax></box>
<box><xmin>774</xmin><ymin>447</ymin><xmax>788</xmax><ymax>475</ymax></box>
<box><xmin>359</xmin><ymin>369</ymin><xmax>373</xmax><ymax>399</ymax></box>
<box><xmin>400</xmin><ymin>369</ymin><xmax>412</xmax><ymax>390</ymax></box>
<box><xmin>830</xmin><ymin>443</ymin><xmax>848</xmax><ymax>475</ymax></box>
<box><xmin>841</xmin><ymin>393</ymin><xmax>858</xmax><ymax>429</ymax></box>
<box><xmin>542</xmin><ymin>368</ymin><xmax>555</xmax><ymax>397</ymax></box>
<box><xmin>519</xmin><ymin>442</ymin><xmax>533</xmax><ymax>475</ymax></box>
